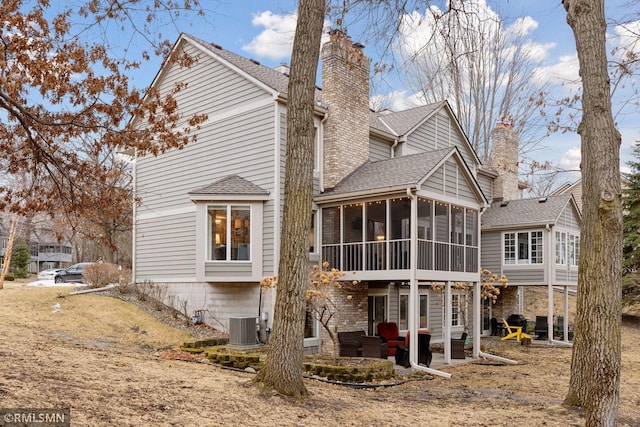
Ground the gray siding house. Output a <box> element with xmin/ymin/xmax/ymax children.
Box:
<box><xmin>132</xmin><ymin>32</ymin><xmax>578</xmax><ymax>369</ymax></box>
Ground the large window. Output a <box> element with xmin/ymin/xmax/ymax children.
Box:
<box><xmin>208</xmin><ymin>205</ymin><xmax>250</xmax><ymax>261</ymax></box>
<box><xmin>399</xmin><ymin>292</ymin><xmax>429</xmax><ymax>330</ymax></box>
<box><xmin>451</xmin><ymin>293</ymin><xmax>464</xmax><ymax>327</ymax></box>
<box><xmin>556</xmin><ymin>231</ymin><xmax>580</xmax><ymax>266</ymax></box>
<box><xmin>504</xmin><ymin>231</ymin><xmax>543</xmax><ymax>264</ymax></box>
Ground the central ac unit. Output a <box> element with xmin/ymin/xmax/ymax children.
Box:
<box><xmin>229</xmin><ymin>316</ymin><xmax>258</xmax><ymax>346</ymax></box>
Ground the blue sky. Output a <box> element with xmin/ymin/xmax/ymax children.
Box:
<box><xmin>128</xmin><ymin>0</ymin><xmax>640</xmax><ymax>187</ymax></box>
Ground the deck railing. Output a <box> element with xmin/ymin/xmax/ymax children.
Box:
<box><xmin>321</xmin><ymin>239</ymin><xmax>478</xmax><ymax>273</ymax></box>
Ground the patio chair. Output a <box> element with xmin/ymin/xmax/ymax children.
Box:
<box><xmin>501</xmin><ymin>319</ymin><xmax>531</xmax><ymax>342</ymax></box>
<box><xmin>377</xmin><ymin>322</ymin><xmax>404</xmax><ymax>357</ymax></box>
<box><xmin>534</xmin><ymin>316</ymin><xmax>548</xmax><ymax>340</ymax></box>
<box><xmin>556</xmin><ymin>316</ymin><xmax>574</xmax><ymax>341</ymax></box>
<box><xmin>451</xmin><ymin>332</ymin><xmax>467</xmax><ymax>359</ymax></box>
<box><xmin>361</xmin><ymin>336</ymin><xmax>388</xmax><ymax>359</ymax></box>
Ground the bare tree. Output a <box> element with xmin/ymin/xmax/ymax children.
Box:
<box><xmin>562</xmin><ymin>1</ymin><xmax>623</xmax><ymax>426</ymax></box>
<box><xmin>254</xmin><ymin>0</ymin><xmax>326</xmax><ymax>398</ymax></box>
<box><xmin>395</xmin><ymin>2</ymin><xmax>549</xmax><ymax>162</ymax></box>
<box><xmin>0</xmin><ymin>1</ymin><xmax>208</xmax><ymax>217</ymax></box>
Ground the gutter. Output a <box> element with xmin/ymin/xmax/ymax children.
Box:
<box><xmin>315</xmin><ymin>185</ymin><xmax>417</xmax><ymax>204</ymax></box>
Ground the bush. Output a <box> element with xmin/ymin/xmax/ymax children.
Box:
<box><xmin>82</xmin><ymin>263</ymin><xmax>120</xmax><ymax>288</ymax></box>
<box><xmin>4</xmin><ymin>274</ymin><xmax>14</xmax><ymax>281</ymax></box>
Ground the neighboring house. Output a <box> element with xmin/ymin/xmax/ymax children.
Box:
<box><xmin>0</xmin><ymin>216</ymin><xmax>72</xmax><ymax>273</ymax></box>
<box><xmin>131</xmin><ymin>31</ymin><xmax>577</xmax><ymax>368</ymax></box>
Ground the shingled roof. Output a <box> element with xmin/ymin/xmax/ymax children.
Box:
<box><xmin>185</xmin><ymin>34</ymin><xmax>323</xmax><ymax>105</ymax></box>
<box><xmin>318</xmin><ymin>147</ymin><xmax>457</xmax><ymax>198</ymax></box>
<box><xmin>189</xmin><ymin>175</ymin><xmax>270</xmax><ymax>197</ymax></box>
<box><xmin>370</xmin><ymin>102</ymin><xmax>447</xmax><ymax>136</ymax></box>
<box><xmin>481</xmin><ymin>194</ymin><xmax>579</xmax><ymax>229</ymax></box>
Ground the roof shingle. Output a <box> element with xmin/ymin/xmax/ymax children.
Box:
<box><xmin>481</xmin><ymin>194</ymin><xmax>577</xmax><ymax>228</ymax></box>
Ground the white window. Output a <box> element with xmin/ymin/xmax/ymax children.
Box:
<box><xmin>451</xmin><ymin>293</ymin><xmax>465</xmax><ymax>327</ymax></box>
<box><xmin>504</xmin><ymin>231</ymin><xmax>543</xmax><ymax>265</ymax></box>
<box><xmin>208</xmin><ymin>205</ymin><xmax>251</xmax><ymax>261</ymax></box>
<box><xmin>399</xmin><ymin>290</ymin><xmax>429</xmax><ymax>331</ymax></box>
<box><xmin>556</xmin><ymin>231</ymin><xmax>580</xmax><ymax>266</ymax></box>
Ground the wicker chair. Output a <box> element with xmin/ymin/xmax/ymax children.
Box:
<box><xmin>451</xmin><ymin>332</ymin><xmax>467</xmax><ymax>359</ymax></box>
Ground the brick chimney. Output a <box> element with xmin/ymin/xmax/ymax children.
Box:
<box><xmin>490</xmin><ymin>122</ymin><xmax>519</xmax><ymax>202</ymax></box>
<box><xmin>321</xmin><ymin>30</ymin><xmax>371</xmax><ymax>189</ymax></box>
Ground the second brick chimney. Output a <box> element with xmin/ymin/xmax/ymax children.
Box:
<box><xmin>490</xmin><ymin>122</ymin><xmax>520</xmax><ymax>202</ymax></box>
<box><xmin>321</xmin><ymin>30</ymin><xmax>371</xmax><ymax>189</ymax></box>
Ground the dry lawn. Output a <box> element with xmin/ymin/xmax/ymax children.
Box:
<box><xmin>1</xmin><ymin>282</ymin><xmax>640</xmax><ymax>426</ymax></box>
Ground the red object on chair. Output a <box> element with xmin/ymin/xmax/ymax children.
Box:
<box><xmin>377</xmin><ymin>322</ymin><xmax>404</xmax><ymax>356</ymax></box>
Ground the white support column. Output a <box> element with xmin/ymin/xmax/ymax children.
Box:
<box><xmin>408</xmin><ymin>189</ymin><xmax>418</xmax><ymax>367</ymax></box>
<box><xmin>563</xmin><ymin>286</ymin><xmax>569</xmax><ymax>342</ymax></box>
<box><xmin>547</xmin><ymin>282</ymin><xmax>554</xmax><ymax>343</ymax></box>
<box><xmin>473</xmin><ymin>281</ymin><xmax>481</xmax><ymax>358</ymax></box>
<box><xmin>444</xmin><ymin>281</ymin><xmax>452</xmax><ymax>364</ymax></box>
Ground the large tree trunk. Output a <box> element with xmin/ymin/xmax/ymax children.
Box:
<box><xmin>254</xmin><ymin>0</ymin><xmax>325</xmax><ymax>398</ymax></box>
<box><xmin>562</xmin><ymin>1</ymin><xmax>623</xmax><ymax>426</ymax></box>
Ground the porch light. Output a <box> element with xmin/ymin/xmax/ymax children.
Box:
<box><xmin>376</xmin><ymin>234</ymin><xmax>385</xmax><ymax>241</ymax></box>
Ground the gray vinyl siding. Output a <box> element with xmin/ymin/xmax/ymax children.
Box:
<box><xmin>502</xmin><ymin>267</ymin><xmax>546</xmax><ymax>283</ymax></box>
<box><xmin>423</xmin><ymin>164</ymin><xmax>444</xmax><ymax>194</ymax></box>
<box><xmin>428</xmin><ymin>289</ymin><xmax>444</xmax><ymax>341</ymax></box>
<box><xmin>557</xmin><ymin>204</ymin><xmax>580</xmax><ymax>230</ymax></box>
<box><xmin>421</xmin><ymin>159</ymin><xmax>478</xmax><ymax>204</ymax></box>
<box><xmin>205</xmin><ymin>262</ymin><xmax>253</xmax><ymax>276</ymax></box>
<box><xmin>135</xmin><ymin>41</ymin><xmax>278</xmax><ymax>281</ymax></box>
<box><xmin>477</xmin><ymin>173</ymin><xmax>493</xmax><ymax>202</ymax></box>
<box><xmin>136</xmin><ymin>211</ymin><xmax>196</xmax><ymax>278</ymax></box>
<box><xmin>480</xmin><ymin>231</ymin><xmax>501</xmax><ymax>274</ymax></box>
<box><xmin>387</xmin><ymin>284</ymin><xmax>400</xmax><ymax>322</ymax></box>
<box><xmin>555</xmin><ymin>264</ymin><xmax>578</xmax><ymax>283</ymax></box>
<box><xmin>369</xmin><ymin>136</ymin><xmax>391</xmax><ymax>161</ymax></box>
<box><xmin>402</xmin><ymin>110</ymin><xmax>478</xmax><ymax>170</ymax></box>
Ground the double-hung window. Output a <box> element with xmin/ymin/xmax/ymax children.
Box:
<box><xmin>556</xmin><ymin>231</ymin><xmax>580</xmax><ymax>266</ymax></box>
<box><xmin>208</xmin><ymin>205</ymin><xmax>251</xmax><ymax>261</ymax></box>
<box><xmin>503</xmin><ymin>231</ymin><xmax>543</xmax><ymax>264</ymax></box>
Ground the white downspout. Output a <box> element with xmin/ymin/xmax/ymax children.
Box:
<box><xmin>405</xmin><ymin>187</ymin><xmax>451</xmax><ymax>378</ymax></box>
<box><xmin>132</xmin><ymin>148</ymin><xmax>137</xmax><ymax>284</ymax></box>
<box><xmin>390</xmin><ymin>138</ymin><xmax>399</xmax><ymax>158</ymax></box>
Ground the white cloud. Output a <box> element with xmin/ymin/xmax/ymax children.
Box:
<box><xmin>557</xmin><ymin>147</ymin><xmax>581</xmax><ymax>172</ymax></box>
<box><xmin>532</xmin><ymin>54</ymin><xmax>580</xmax><ymax>89</ymax></box>
<box><xmin>242</xmin><ymin>11</ymin><xmax>298</xmax><ymax>60</ymax></box>
<box><xmin>242</xmin><ymin>11</ymin><xmax>331</xmax><ymax>62</ymax></box>
<box><xmin>370</xmin><ymin>90</ymin><xmax>423</xmax><ymax>112</ymax></box>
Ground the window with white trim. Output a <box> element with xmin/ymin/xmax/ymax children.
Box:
<box><xmin>399</xmin><ymin>291</ymin><xmax>429</xmax><ymax>331</ymax></box>
<box><xmin>451</xmin><ymin>293</ymin><xmax>464</xmax><ymax>327</ymax></box>
<box><xmin>503</xmin><ymin>231</ymin><xmax>543</xmax><ymax>264</ymax></box>
<box><xmin>208</xmin><ymin>205</ymin><xmax>251</xmax><ymax>261</ymax></box>
<box><xmin>556</xmin><ymin>231</ymin><xmax>580</xmax><ymax>266</ymax></box>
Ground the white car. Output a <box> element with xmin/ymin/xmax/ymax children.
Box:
<box><xmin>37</xmin><ymin>268</ymin><xmax>64</xmax><ymax>280</ymax></box>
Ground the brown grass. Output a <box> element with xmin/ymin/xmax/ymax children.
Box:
<box><xmin>1</xmin><ymin>281</ymin><xmax>640</xmax><ymax>426</ymax></box>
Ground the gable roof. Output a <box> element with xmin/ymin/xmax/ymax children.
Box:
<box><xmin>183</xmin><ymin>34</ymin><xmax>324</xmax><ymax>106</ymax></box>
<box><xmin>481</xmin><ymin>194</ymin><xmax>580</xmax><ymax>230</ymax></box>
<box><xmin>369</xmin><ymin>101</ymin><xmax>482</xmax><ymax>167</ymax></box>
<box><xmin>189</xmin><ymin>175</ymin><xmax>270</xmax><ymax>201</ymax></box>
<box><xmin>315</xmin><ymin>147</ymin><xmax>486</xmax><ymax>205</ymax></box>
<box><xmin>370</xmin><ymin>102</ymin><xmax>446</xmax><ymax>137</ymax></box>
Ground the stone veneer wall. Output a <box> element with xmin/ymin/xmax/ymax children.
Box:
<box><xmin>490</xmin><ymin>122</ymin><xmax>520</xmax><ymax>201</ymax></box>
<box><xmin>491</xmin><ymin>286</ymin><xmax>520</xmax><ymax>321</ymax></box>
<box><xmin>321</xmin><ymin>31</ymin><xmax>371</xmax><ymax>190</ymax></box>
<box><xmin>320</xmin><ymin>283</ymin><xmax>369</xmax><ymax>356</ymax></box>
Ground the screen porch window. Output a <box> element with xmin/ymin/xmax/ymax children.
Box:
<box><xmin>208</xmin><ymin>205</ymin><xmax>250</xmax><ymax>261</ymax></box>
<box><xmin>504</xmin><ymin>231</ymin><xmax>543</xmax><ymax>264</ymax></box>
